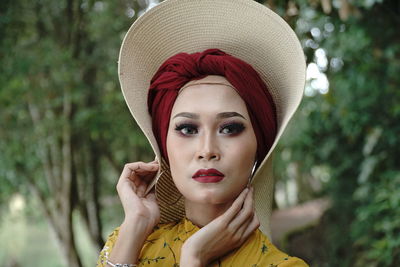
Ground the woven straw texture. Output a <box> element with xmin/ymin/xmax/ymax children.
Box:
<box><xmin>118</xmin><ymin>0</ymin><xmax>306</xmax><ymax>238</ymax></box>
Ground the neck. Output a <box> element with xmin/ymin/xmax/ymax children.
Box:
<box><xmin>184</xmin><ymin>198</ymin><xmax>234</xmax><ymax>227</ymax></box>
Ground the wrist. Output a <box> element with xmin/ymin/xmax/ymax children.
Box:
<box><xmin>122</xmin><ymin>215</ymin><xmax>150</xmax><ymax>228</ymax></box>
<box><xmin>119</xmin><ymin>218</ymin><xmax>151</xmax><ymax>248</ymax></box>
<box><xmin>180</xmin><ymin>245</ymin><xmax>205</xmax><ymax>267</ymax></box>
<box><xmin>124</xmin><ymin>212</ymin><xmax>158</xmax><ymax>227</ymax></box>
<box><xmin>180</xmin><ymin>254</ymin><xmax>203</xmax><ymax>267</ymax></box>
<box><xmin>108</xmin><ymin>220</ymin><xmax>150</xmax><ymax>265</ymax></box>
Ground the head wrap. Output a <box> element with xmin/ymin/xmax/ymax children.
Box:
<box><xmin>148</xmin><ymin>49</ymin><xmax>277</xmax><ymax>170</ymax></box>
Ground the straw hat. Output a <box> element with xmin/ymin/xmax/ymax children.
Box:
<box><xmin>118</xmin><ymin>0</ymin><xmax>306</xmax><ymax>237</ymax></box>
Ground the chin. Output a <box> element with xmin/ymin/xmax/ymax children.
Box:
<box><xmin>185</xmin><ymin>187</ymin><xmax>233</xmax><ymax>205</ymax></box>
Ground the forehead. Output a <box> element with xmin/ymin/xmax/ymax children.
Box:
<box><xmin>171</xmin><ymin>83</ymin><xmax>249</xmax><ymax>117</ymax></box>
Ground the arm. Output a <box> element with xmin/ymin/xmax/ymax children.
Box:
<box><xmin>107</xmin><ymin>215</ymin><xmax>154</xmax><ymax>265</ymax></box>
<box><xmin>105</xmin><ymin>161</ymin><xmax>160</xmax><ymax>266</ymax></box>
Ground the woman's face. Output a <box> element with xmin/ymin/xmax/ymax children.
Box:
<box><xmin>166</xmin><ymin>76</ymin><xmax>257</xmax><ymax>205</ymax></box>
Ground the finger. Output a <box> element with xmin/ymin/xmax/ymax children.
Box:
<box><xmin>124</xmin><ymin>161</ymin><xmax>159</xmax><ymax>173</ymax></box>
<box><xmin>235</xmin><ymin>189</ymin><xmax>255</xmax><ymax>237</ymax></box>
<box><xmin>116</xmin><ymin>162</ymin><xmax>157</xmax><ymax>204</ymax></box>
<box><xmin>140</xmin><ymin>167</ymin><xmax>159</xmax><ymax>182</ymax></box>
<box><xmin>134</xmin><ymin>164</ymin><xmax>159</xmax><ymax>174</ymax></box>
<box><xmin>136</xmin><ymin>163</ymin><xmax>159</xmax><ymax>172</ymax></box>
<box><xmin>235</xmin><ymin>214</ymin><xmax>253</xmax><ymax>239</ymax></box>
<box><xmin>219</xmin><ymin>188</ymin><xmax>249</xmax><ymax>224</ymax></box>
<box><xmin>133</xmin><ymin>171</ymin><xmax>159</xmax><ymax>190</ymax></box>
<box><xmin>136</xmin><ymin>182</ymin><xmax>146</xmax><ymax>197</ymax></box>
<box><xmin>229</xmin><ymin>187</ymin><xmax>254</xmax><ymax>230</ymax></box>
<box><xmin>117</xmin><ymin>161</ymin><xmax>157</xmax><ymax>191</ymax></box>
<box><xmin>241</xmin><ymin>213</ymin><xmax>260</xmax><ymax>241</ymax></box>
<box><xmin>137</xmin><ymin>172</ymin><xmax>158</xmax><ymax>197</ymax></box>
<box><xmin>118</xmin><ymin>162</ymin><xmax>143</xmax><ymax>186</ymax></box>
<box><xmin>128</xmin><ymin>168</ymin><xmax>145</xmax><ymax>187</ymax></box>
<box><xmin>117</xmin><ymin>177</ymin><xmax>139</xmax><ymax>202</ymax></box>
<box><xmin>146</xmin><ymin>189</ymin><xmax>157</xmax><ymax>201</ymax></box>
<box><xmin>125</xmin><ymin>162</ymin><xmax>159</xmax><ymax>185</ymax></box>
<box><xmin>117</xmin><ymin>168</ymin><xmax>136</xmax><ymax>192</ymax></box>
<box><xmin>136</xmin><ymin>177</ymin><xmax>152</xmax><ymax>197</ymax></box>
<box><xmin>119</xmin><ymin>163</ymin><xmax>139</xmax><ymax>182</ymax></box>
<box><xmin>132</xmin><ymin>164</ymin><xmax>159</xmax><ymax>184</ymax></box>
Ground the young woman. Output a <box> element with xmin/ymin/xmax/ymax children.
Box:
<box><xmin>97</xmin><ymin>0</ymin><xmax>308</xmax><ymax>266</ymax></box>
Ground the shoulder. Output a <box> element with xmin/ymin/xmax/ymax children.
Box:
<box><xmin>274</xmin><ymin>257</ymin><xmax>309</xmax><ymax>266</ymax></box>
<box><xmin>96</xmin><ymin>221</ymin><xmax>180</xmax><ymax>267</ymax></box>
<box><xmin>99</xmin><ymin>220</ymin><xmax>179</xmax><ymax>249</ymax></box>
<box><xmin>231</xmin><ymin>229</ymin><xmax>309</xmax><ymax>266</ymax></box>
<box><xmin>145</xmin><ymin>220</ymin><xmax>184</xmax><ymax>241</ymax></box>
<box><xmin>256</xmin><ymin>230</ymin><xmax>308</xmax><ymax>266</ymax></box>
<box><xmin>96</xmin><ymin>227</ymin><xmax>120</xmax><ymax>267</ymax></box>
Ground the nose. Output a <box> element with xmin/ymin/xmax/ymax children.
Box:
<box><xmin>196</xmin><ymin>131</ymin><xmax>221</xmax><ymax>161</ymax></box>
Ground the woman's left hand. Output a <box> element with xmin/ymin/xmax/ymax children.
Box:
<box><xmin>180</xmin><ymin>187</ymin><xmax>260</xmax><ymax>267</ymax></box>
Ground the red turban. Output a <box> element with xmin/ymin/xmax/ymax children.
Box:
<box><xmin>148</xmin><ymin>49</ymin><xmax>277</xmax><ymax>170</ymax></box>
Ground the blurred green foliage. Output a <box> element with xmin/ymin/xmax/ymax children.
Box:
<box><xmin>275</xmin><ymin>0</ymin><xmax>400</xmax><ymax>265</ymax></box>
<box><xmin>0</xmin><ymin>0</ymin><xmax>152</xmax><ymax>207</ymax></box>
<box><xmin>0</xmin><ymin>0</ymin><xmax>152</xmax><ymax>265</ymax></box>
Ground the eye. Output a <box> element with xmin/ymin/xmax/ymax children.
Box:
<box><xmin>174</xmin><ymin>123</ymin><xmax>198</xmax><ymax>136</ymax></box>
<box><xmin>219</xmin><ymin>122</ymin><xmax>245</xmax><ymax>135</ymax></box>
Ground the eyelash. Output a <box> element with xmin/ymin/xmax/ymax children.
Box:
<box><xmin>174</xmin><ymin>122</ymin><xmax>246</xmax><ymax>136</ymax></box>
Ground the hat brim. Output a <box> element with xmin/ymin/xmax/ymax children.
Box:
<box><xmin>118</xmin><ymin>0</ymin><xmax>306</xmax><ymax>237</ymax></box>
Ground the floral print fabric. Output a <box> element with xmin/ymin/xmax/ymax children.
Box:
<box><xmin>97</xmin><ymin>218</ymin><xmax>308</xmax><ymax>266</ymax></box>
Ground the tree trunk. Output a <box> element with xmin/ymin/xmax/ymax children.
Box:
<box><xmin>76</xmin><ymin>140</ymin><xmax>104</xmax><ymax>251</ymax></box>
<box><xmin>27</xmin><ymin>88</ymin><xmax>83</xmax><ymax>267</ymax></box>
<box><xmin>54</xmin><ymin>211</ymin><xmax>83</xmax><ymax>267</ymax></box>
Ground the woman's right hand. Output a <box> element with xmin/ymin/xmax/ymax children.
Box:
<box><xmin>116</xmin><ymin>160</ymin><xmax>160</xmax><ymax>235</ymax></box>
<box><xmin>180</xmin><ymin>187</ymin><xmax>259</xmax><ymax>267</ymax></box>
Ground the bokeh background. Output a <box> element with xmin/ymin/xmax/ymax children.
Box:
<box><xmin>1</xmin><ymin>0</ymin><xmax>399</xmax><ymax>266</ymax></box>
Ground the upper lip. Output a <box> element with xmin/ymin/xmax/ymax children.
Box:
<box><xmin>192</xmin><ymin>168</ymin><xmax>225</xmax><ymax>178</ymax></box>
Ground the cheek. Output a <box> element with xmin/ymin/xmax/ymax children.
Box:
<box><xmin>166</xmin><ymin>132</ymin><xmax>179</xmax><ymax>172</ymax></box>
<box><xmin>229</xmin><ymin>138</ymin><xmax>257</xmax><ymax>188</ymax></box>
<box><xmin>228</xmin><ymin>133</ymin><xmax>257</xmax><ymax>164</ymax></box>
<box><xmin>167</xmin><ymin>133</ymin><xmax>191</xmax><ymax>164</ymax></box>
<box><xmin>166</xmin><ymin>134</ymin><xmax>197</xmax><ymax>200</ymax></box>
<box><xmin>166</xmin><ymin>132</ymin><xmax>192</xmax><ymax>186</ymax></box>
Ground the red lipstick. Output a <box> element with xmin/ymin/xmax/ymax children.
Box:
<box><xmin>192</xmin><ymin>168</ymin><xmax>225</xmax><ymax>183</ymax></box>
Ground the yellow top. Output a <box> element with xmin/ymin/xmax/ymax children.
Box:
<box><xmin>97</xmin><ymin>218</ymin><xmax>308</xmax><ymax>267</ymax></box>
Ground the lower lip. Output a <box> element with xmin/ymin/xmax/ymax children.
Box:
<box><xmin>193</xmin><ymin>176</ymin><xmax>224</xmax><ymax>183</ymax></box>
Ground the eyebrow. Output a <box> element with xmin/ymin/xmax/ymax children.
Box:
<box><xmin>172</xmin><ymin>112</ymin><xmax>246</xmax><ymax>120</ymax></box>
